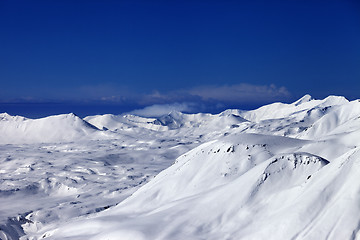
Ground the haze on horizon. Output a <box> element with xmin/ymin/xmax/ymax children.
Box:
<box><xmin>1</xmin><ymin>0</ymin><xmax>359</xmax><ymax>117</ymax></box>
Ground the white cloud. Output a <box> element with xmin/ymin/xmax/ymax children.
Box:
<box><xmin>189</xmin><ymin>83</ymin><xmax>290</xmax><ymax>103</ymax></box>
<box><xmin>128</xmin><ymin>103</ymin><xmax>196</xmax><ymax>117</ymax></box>
<box><xmin>133</xmin><ymin>83</ymin><xmax>291</xmax><ymax>106</ymax></box>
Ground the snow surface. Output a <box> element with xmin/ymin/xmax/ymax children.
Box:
<box><xmin>1</xmin><ymin>95</ymin><xmax>360</xmax><ymax>240</ymax></box>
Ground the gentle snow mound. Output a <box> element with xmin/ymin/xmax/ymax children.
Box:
<box><xmin>0</xmin><ymin>113</ymin><xmax>105</xmax><ymax>144</ymax></box>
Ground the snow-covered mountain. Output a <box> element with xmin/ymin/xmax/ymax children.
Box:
<box><xmin>240</xmin><ymin>94</ymin><xmax>348</xmax><ymax>122</ymax></box>
<box><xmin>0</xmin><ymin>113</ymin><xmax>108</xmax><ymax>144</ymax></box>
<box><xmin>85</xmin><ymin>110</ymin><xmax>246</xmax><ymax>132</ymax></box>
<box><xmin>1</xmin><ymin>95</ymin><xmax>360</xmax><ymax>240</ymax></box>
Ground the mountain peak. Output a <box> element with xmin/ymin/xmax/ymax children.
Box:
<box><xmin>293</xmin><ymin>94</ymin><xmax>313</xmax><ymax>106</ymax></box>
<box><xmin>322</xmin><ymin>95</ymin><xmax>349</xmax><ymax>105</ymax></box>
<box><xmin>0</xmin><ymin>112</ymin><xmax>28</xmax><ymax>121</ymax></box>
<box><xmin>0</xmin><ymin>112</ymin><xmax>11</xmax><ymax>119</ymax></box>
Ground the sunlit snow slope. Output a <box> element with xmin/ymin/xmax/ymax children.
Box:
<box><xmin>1</xmin><ymin>95</ymin><xmax>360</xmax><ymax>240</ymax></box>
<box><xmin>0</xmin><ymin>113</ymin><xmax>109</xmax><ymax>144</ymax></box>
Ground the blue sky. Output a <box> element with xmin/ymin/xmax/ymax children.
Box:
<box><xmin>1</xmin><ymin>1</ymin><xmax>359</xmax><ymax>117</ymax></box>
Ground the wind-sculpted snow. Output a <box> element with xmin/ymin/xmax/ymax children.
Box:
<box><xmin>1</xmin><ymin>95</ymin><xmax>360</xmax><ymax>240</ymax></box>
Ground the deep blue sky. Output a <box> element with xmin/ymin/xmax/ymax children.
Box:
<box><xmin>1</xmin><ymin>0</ymin><xmax>359</xmax><ymax>117</ymax></box>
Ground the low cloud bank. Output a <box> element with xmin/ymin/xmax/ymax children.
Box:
<box><xmin>127</xmin><ymin>83</ymin><xmax>290</xmax><ymax>117</ymax></box>
<box><xmin>189</xmin><ymin>83</ymin><xmax>290</xmax><ymax>103</ymax></box>
<box><xmin>1</xmin><ymin>83</ymin><xmax>292</xmax><ymax>117</ymax></box>
<box><xmin>128</xmin><ymin>103</ymin><xmax>197</xmax><ymax>117</ymax></box>
<box><xmin>132</xmin><ymin>83</ymin><xmax>290</xmax><ymax>107</ymax></box>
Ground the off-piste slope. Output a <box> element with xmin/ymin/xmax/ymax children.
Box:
<box><xmin>0</xmin><ymin>113</ymin><xmax>107</xmax><ymax>144</ymax></box>
<box><xmin>43</xmin><ymin>133</ymin><xmax>360</xmax><ymax>240</ymax></box>
<box><xmin>38</xmin><ymin>95</ymin><xmax>360</xmax><ymax>240</ymax></box>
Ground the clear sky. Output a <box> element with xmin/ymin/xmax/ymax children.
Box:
<box><xmin>1</xmin><ymin>0</ymin><xmax>359</xmax><ymax>117</ymax></box>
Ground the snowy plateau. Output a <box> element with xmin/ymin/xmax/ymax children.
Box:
<box><xmin>1</xmin><ymin>95</ymin><xmax>360</xmax><ymax>240</ymax></box>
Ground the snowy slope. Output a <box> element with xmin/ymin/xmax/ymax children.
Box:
<box><xmin>153</xmin><ymin>110</ymin><xmax>247</xmax><ymax>130</ymax></box>
<box><xmin>240</xmin><ymin>94</ymin><xmax>348</xmax><ymax>122</ymax></box>
<box><xmin>297</xmin><ymin>99</ymin><xmax>360</xmax><ymax>140</ymax></box>
<box><xmin>1</xmin><ymin>95</ymin><xmax>360</xmax><ymax>240</ymax></box>
<box><xmin>0</xmin><ymin>113</ymin><xmax>108</xmax><ymax>144</ymax></box>
<box><xmin>84</xmin><ymin>114</ymin><xmax>164</xmax><ymax>131</ymax></box>
<box><xmin>44</xmin><ymin>132</ymin><xmax>359</xmax><ymax>240</ymax></box>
